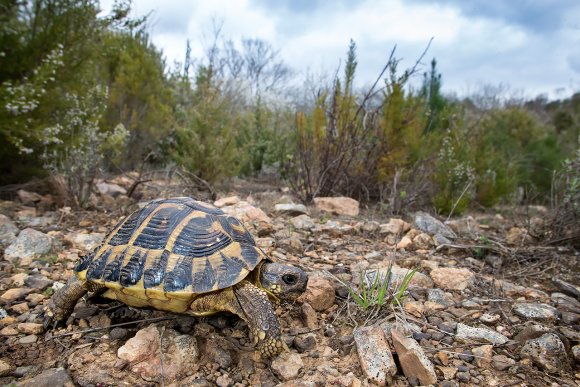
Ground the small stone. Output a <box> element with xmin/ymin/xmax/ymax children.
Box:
<box><xmin>552</xmin><ymin>277</ymin><xmax>580</xmax><ymax>299</ymax></box>
<box><xmin>0</xmin><ymin>214</ymin><xmax>19</xmax><ymax>246</ymax></box>
<box><xmin>0</xmin><ymin>288</ymin><xmax>34</xmax><ymax>302</ymax></box>
<box><xmin>353</xmin><ymin>325</ymin><xmax>397</xmax><ymax>385</ymax></box>
<box><xmin>207</xmin><ymin>345</ymin><xmax>233</xmax><ymax>369</ymax></box>
<box><xmin>96</xmin><ymin>182</ymin><xmax>126</xmax><ymax>197</ymax></box>
<box><xmin>216</xmin><ymin>374</ymin><xmax>233</xmax><ymax>387</ymax></box>
<box><xmin>293</xmin><ymin>333</ymin><xmax>316</xmax><ymax>352</ymax></box>
<box><xmin>414</xmin><ymin>212</ymin><xmax>457</xmax><ymax>240</ymax></box>
<box><xmin>471</xmin><ymin>345</ymin><xmax>493</xmax><ymax>368</ymax></box>
<box><xmin>455</xmin><ymin>323</ymin><xmax>509</xmax><ymax>345</ymax></box>
<box><xmin>89</xmin><ymin>314</ymin><xmax>111</xmax><ymax>328</ymax></box>
<box><xmin>213</xmin><ymin>196</ymin><xmax>240</xmax><ymax>207</ymax></box>
<box><xmin>456</xmin><ymin>371</ymin><xmax>470</xmax><ymax>382</ymax></box>
<box><xmin>391</xmin><ymin>329</ymin><xmax>437</xmax><ymax>385</ymax></box>
<box><xmin>24</xmin><ymin>274</ymin><xmax>53</xmax><ymax>290</ymax></box>
<box><xmin>506</xmin><ymin>227</ymin><xmax>533</xmax><ymax>245</ymax></box>
<box><xmin>572</xmin><ymin>345</ymin><xmax>580</xmax><ymax>362</ymax></box>
<box><xmin>0</xmin><ymin>359</ymin><xmax>13</xmax><ymax>376</ymax></box>
<box><xmin>274</xmin><ymin>203</ymin><xmax>308</xmax><ymax>216</ymax></box>
<box><xmin>427</xmin><ymin>288</ymin><xmax>455</xmax><ymax>307</ymax></box>
<box><xmin>17</xmin><ymin>367</ymin><xmax>74</xmax><ymax>387</ymax></box>
<box><xmin>289</xmin><ymin>214</ymin><xmax>315</xmax><ymax>230</ymax></box>
<box><xmin>492</xmin><ymin>354</ymin><xmax>515</xmax><ymax>371</ymax></box>
<box><xmin>302</xmin><ymin>276</ymin><xmax>335</xmax><ymax>311</ymax></box>
<box><xmin>19</xmin><ymin>334</ymin><xmax>38</xmax><ymax>344</ymax></box>
<box><xmin>4</xmin><ymin>228</ymin><xmax>54</xmax><ymax>265</ymax></box>
<box><xmin>437</xmin><ymin>366</ymin><xmax>457</xmax><ymax>380</ymax></box>
<box><xmin>301</xmin><ymin>302</ymin><xmax>318</xmax><ymax>329</ymax></box>
<box><xmin>271</xmin><ymin>352</ymin><xmax>303</xmax><ymax>380</ymax></box>
<box><xmin>430</xmin><ymin>268</ymin><xmax>474</xmax><ymax>291</ymax></box>
<box><xmin>314</xmin><ymin>197</ymin><xmax>359</xmax><ymax>217</ymax></box>
<box><xmin>11</xmin><ymin>302</ymin><xmax>29</xmax><ymax>314</ymax></box>
<box><xmin>65</xmin><ymin>232</ymin><xmax>105</xmax><ymax>251</ymax></box>
<box><xmin>109</xmin><ymin>327</ymin><xmax>128</xmax><ymax>341</ymax></box>
<box><xmin>17</xmin><ymin>323</ymin><xmax>43</xmax><ymax>335</ymax></box>
<box><xmin>513</xmin><ymin>303</ymin><xmax>560</xmax><ymax>322</ymax></box>
<box><xmin>0</xmin><ymin>326</ymin><xmax>18</xmax><ymax>336</ymax></box>
<box><xmin>520</xmin><ymin>333</ymin><xmax>568</xmax><ymax>372</ymax></box>
<box><xmin>479</xmin><ymin>313</ymin><xmax>501</xmax><ymax>324</ymax></box>
<box><xmin>25</xmin><ymin>293</ymin><xmax>46</xmax><ymax>306</ymax></box>
<box><xmin>379</xmin><ymin>219</ymin><xmax>411</xmax><ymax>235</ymax></box>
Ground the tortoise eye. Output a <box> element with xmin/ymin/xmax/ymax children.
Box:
<box><xmin>282</xmin><ymin>274</ymin><xmax>297</xmax><ymax>285</ymax></box>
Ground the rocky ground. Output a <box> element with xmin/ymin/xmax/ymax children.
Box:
<box><xmin>0</xmin><ymin>175</ymin><xmax>578</xmax><ymax>386</ymax></box>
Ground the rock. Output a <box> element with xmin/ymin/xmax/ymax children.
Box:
<box><xmin>551</xmin><ymin>292</ymin><xmax>580</xmax><ymax>314</ymax></box>
<box><xmin>271</xmin><ymin>352</ymin><xmax>303</xmax><ymax>380</ymax></box>
<box><xmin>361</xmin><ymin>221</ymin><xmax>381</xmax><ymax>234</ymax></box>
<box><xmin>65</xmin><ymin>232</ymin><xmax>105</xmax><ymax>251</ymax></box>
<box><xmin>10</xmin><ymin>273</ymin><xmax>28</xmax><ymax>287</ymax></box>
<box><xmin>495</xmin><ymin>280</ymin><xmax>549</xmax><ymax>300</ymax></box>
<box><xmin>24</xmin><ymin>274</ymin><xmax>53</xmax><ymax>290</ymax></box>
<box><xmin>314</xmin><ymin>197</ymin><xmax>359</xmax><ymax>217</ymax></box>
<box><xmin>471</xmin><ymin>344</ymin><xmax>493</xmax><ymax>368</ymax></box>
<box><xmin>391</xmin><ymin>329</ymin><xmax>437</xmax><ymax>385</ymax></box>
<box><xmin>277</xmin><ymin>237</ymin><xmax>303</xmax><ymax>254</ymax></box>
<box><xmin>445</xmin><ymin>216</ymin><xmax>480</xmax><ymax>236</ymax></box>
<box><xmin>572</xmin><ymin>345</ymin><xmax>580</xmax><ymax>362</ymax></box>
<box><xmin>213</xmin><ymin>196</ymin><xmax>240</xmax><ymax>207</ymax></box>
<box><xmin>0</xmin><ymin>214</ymin><xmax>19</xmax><ymax>246</ymax></box>
<box><xmin>294</xmin><ymin>333</ymin><xmax>317</xmax><ymax>352</ymax></box>
<box><xmin>215</xmin><ymin>374</ymin><xmax>233</xmax><ymax>387</ymax></box>
<box><xmin>17</xmin><ymin>367</ymin><xmax>74</xmax><ymax>387</ymax></box>
<box><xmin>274</xmin><ymin>203</ymin><xmax>308</xmax><ymax>216</ymax></box>
<box><xmin>207</xmin><ymin>344</ymin><xmax>233</xmax><ymax>369</ymax></box>
<box><xmin>436</xmin><ymin>366</ymin><xmax>457</xmax><ymax>380</ymax></box>
<box><xmin>109</xmin><ymin>327</ymin><xmax>128</xmax><ymax>341</ymax></box>
<box><xmin>16</xmin><ymin>190</ymin><xmax>43</xmax><ymax>205</ymax></box>
<box><xmin>455</xmin><ymin>323</ymin><xmax>509</xmax><ymax>345</ymax></box>
<box><xmin>379</xmin><ymin>219</ymin><xmax>411</xmax><ymax>236</ymax></box>
<box><xmin>17</xmin><ymin>323</ymin><xmax>43</xmax><ymax>335</ymax></box>
<box><xmin>221</xmin><ymin>200</ymin><xmax>272</xmax><ymax>225</ymax></box>
<box><xmin>492</xmin><ymin>354</ymin><xmax>515</xmax><ymax>371</ymax></box>
<box><xmin>430</xmin><ymin>268</ymin><xmax>474</xmax><ymax>291</ymax></box>
<box><xmin>520</xmin><ymin>333</ymin><xmax>568</xmax><ymax>372</ymax></box>
<box><xmin>301</xmin><ymin>302</ymin><xmax>318</xmax><ymax>329</ymax></box>
<box><xmin>0</xmin><ymin>288</ymin><xmax>34</xmax><ymax>302</ymax></box>
<box><xmin>25</xmin><ymin>214</ymin><xmax>56</xmax><ymax>229</ymax></box>
<box><xmin>96</xmin><ymin>182</ymin><xmax>126</xmax><ymax>197</ymax></box>
<box><xmin>395</xmin><ymin>236</ymin><xmax>413</xmax><ymax>249</ymax></box>
<box><xmin>479</xmin><ymin>313</ymin><xmax>501</xmax><ymax>324</ymax></box>
<box><xmin>118</xmin><ymin>325</ymin><xmax>199</xmax><ymax>381</ymax></box>
<box><xmin>0</xmin><ymin>359</ymin><xmax>13</xmax><ymax>376</ymax></box>
<box><xmin>11</xmin><ymin>302</ymin><xmax>29</xmax><ymax>314</ymax></box>
<box><xmin>506</xmin><ymin>227</ymin><xmax>533</xmax><ymax>245</ymax></box>
<box><xmin>414</xmin><ymin>212</ymin><xmax>457</xmax><ymax>240</ymax></box>
<box><xmin>427</xmin><ymin>288</ymin><xmax>455</xmax><ymax>307</ymax></box>
<box><xmin>353</xmin><ymin>325</ymin><xmax>397</xmax><ymax>386</ymax></box>
<box><xmin>0</xmin><ymin>326</ymin><xmax>18</xmax><ymax>336</ymax></box>
<box><xmin>317</xmin><ymin>220</ymin><xmax>355</xmax><ymax>236</ymax></box>
<box><xmin>514</xmin><ymin>324</ymin><xmax>551</xmax><ymax>344</ymax></box>
<box><xmin>4</xmin><ymin>228</ymin><xmax>54</xmax><ymax>265</ymax></box>
<box><xmin>289</xmin><ymin>214</ymin><xmax>315</xmax><ymax>230</ymax></box>
<box><xmin>552</xmin><ymin>277</ymin><xmax>580</xmax><ymax>299</ymax></box>
<box><xmin>513</xmin><ymin>303</ymin><xmax>560</xmax><ymax>322</ymax></box>
<box><xmin>302</xmin><ymin>276</ymin><xmax>335</xmax><ymax>311</ymax></box>
<box><xmin>19</xmin><ymin>335</ymin><xmax>38</xmax><ymax>344</ymax></box>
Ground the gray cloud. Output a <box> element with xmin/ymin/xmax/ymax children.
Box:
<box><xmin>408</xmin><ymin>0</ymin><xmax>579</xmax><ymax>33</ymax></box>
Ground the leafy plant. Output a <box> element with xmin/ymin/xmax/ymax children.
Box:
<box><xmin>348</xmin><ymin>262</ymin><xmax>416</xmax><ymax>310</ymax></box>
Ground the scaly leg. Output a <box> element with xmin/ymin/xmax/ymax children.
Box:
<box><xmin>189</xmin><ymin>280</ymin><xmax>286</xmax><ymax>358</ymax></box>
<box><xmin>43</xmin><ymin>275</ymin><xmax>89</xmax><ymax>329</ymax></box>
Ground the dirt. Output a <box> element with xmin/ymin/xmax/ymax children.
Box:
<box><xmin>0</xmin><ymin>175</ymin><xmax>578</xmax><ymax>386</ymax></box>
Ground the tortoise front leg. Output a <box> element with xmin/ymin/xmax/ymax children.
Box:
<box><xmin>189</xmin><ymin>280</ymin><xmax>286</xmax><ymax>358</ymax></box>
<box><xmin>43</xmin><ymin>275</ymin><xmax>89</xmax><ymax>329</ymax></box>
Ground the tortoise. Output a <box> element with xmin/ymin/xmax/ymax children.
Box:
<box><xmin>44</xmin><ymin>197</ymin><xmax>308</xmax><ymax>357</ymax></box>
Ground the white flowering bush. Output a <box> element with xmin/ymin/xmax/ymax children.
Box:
<box><xmin>0</xmin><ymin>45</ymin><xmax>64</xmax><ymax>153</ymax></box>
<box><xmin>42</xmin><ymin>86</ymin><xmax>128</xmax><ymax>208</ymax></box>
<box><xmin>433</xmin><ymin>130</ymin><xmax>475</xmax><ymax>215</ymax></box>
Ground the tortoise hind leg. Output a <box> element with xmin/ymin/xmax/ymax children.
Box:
<box><xmin>43</xmin><ymin>275</ymin><xmax>89</xmax><ymax>329</ymax></box>
<box><xmin>189</xmin><ymin>280</ymin><xmax>286</xmax><ymax>358</ymax></box>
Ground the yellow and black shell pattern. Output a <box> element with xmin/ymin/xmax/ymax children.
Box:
<box><xmin>75</xmin><ymin>197</ymin><xmax>266</xmax><ymax>297</ymax></box>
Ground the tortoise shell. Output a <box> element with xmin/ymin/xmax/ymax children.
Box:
<box><xmin>75</xmin><ymin>197</ymin><xmax>267</xmax><ymax>297</ymax></box>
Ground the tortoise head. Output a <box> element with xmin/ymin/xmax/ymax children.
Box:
<box><xmin>259</xmin><ymin>262</ymin><xmax>308</xmax><ymax>301</ymax></box>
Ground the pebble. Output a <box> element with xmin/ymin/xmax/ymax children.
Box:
<box><xmin>17</xmin><ymin>323</ymin><xmax>43</xmax><ymax>335</ymax></box>
<box><xmin>270</xmin><ymin>352</ymin><xmax>303</xmax><ymax>381</ymax></box>
<box><xmin>294</xmin><ymin>333</ymin><xmax>317</xmax><ymax>352</ymax></box>
<box><xmin>391</xmin><ymin>329</ymin><xmax>437</xmax><ymax>385</ymax></box>
<box><xmin>109</xmin><ymin>327</ymin><xmax>128</xmax><ymax>341</ymax></box>
<box><xmin>18</xmin><ymin>334</ymin><xmax>38</xmax><ymax>344</ymax></box>
<box><xmin>0</xmin><ymin>360</ymin><xmax>13</xmax><ymax>376</ymax></box>
<box><xmin>513</xmin><ymin>303</ymin><xmax>560</xmax><ymax>321</ymax></box>
<box><xmin>17</xmin><ymin>367</ymin><xmax>74</xmax><ymax>387</ymax></box>
<box><xmin>455</xmin><ymin>323</ymin><xmax>509</xmax><ymax>345</ymax></box>
<box><xmin>353</xmin><ymin>325</ymin><xmax>397</xmax><ymax>385</ymax></box>
<box><xmin>520</xmin><ymin>333</ymin><xmax>568</xmax><ymax>372</ymax></box>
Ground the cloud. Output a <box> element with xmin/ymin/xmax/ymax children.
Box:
<box><xmin>99</xmin><ymin>0</ymin><xmax>580</xmax><ymax>98</ymax></box>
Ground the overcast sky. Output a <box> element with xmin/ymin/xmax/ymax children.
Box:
<box><xmin>101</xmin><ymin>0</ymin><xmax>580</xmax><ymax>100</ymax></box>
